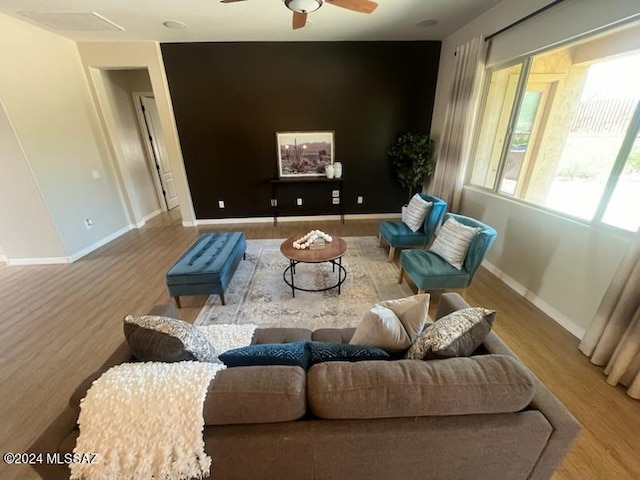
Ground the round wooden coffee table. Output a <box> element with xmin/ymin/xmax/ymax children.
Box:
<box><xmin>280</xmin><ymin>236</ymin><xmax>348</xmax><ymax>297</ymax></box>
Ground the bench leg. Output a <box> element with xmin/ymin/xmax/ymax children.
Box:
<box><xmin>174</xmin><ymin>296</ymin><xmax>182</xmax><ymax>309</ymax></box>
<box><xmin>378</xmin><ymin>233</ymin><xmax>384</xmax><ymax>247</ymax></box>
<box><xmin>219</xmin><ymin>293</ymin><xmax>226</xmax><ymax>306</ymax></box>
<box><xmin>388</xmin><ymin>246</ymin><xmax>396</xmax><ymax>263</ymax></box>
<box><xmin>398</xmin><ymin>267</ymin><xmax>404</xmax><ymax>284</ymax></box>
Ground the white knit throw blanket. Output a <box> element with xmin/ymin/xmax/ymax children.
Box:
<box><xmin>70</xmin><ymin>324</ymin><xmax>256</xmax><ymax>480</ymax></box>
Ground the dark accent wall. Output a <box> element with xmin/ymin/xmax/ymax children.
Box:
<box><xmin>161</xmin><ymin>41</ymin><xmax>441</xmax><ymax>219</ymax></box>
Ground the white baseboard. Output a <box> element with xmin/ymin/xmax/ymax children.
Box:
<box><xmin>0</xmin><ymin>255</ymin><xmax>6</xmax><ymax>264</ymax></box>
<box><xmin>134</xmin><ymin>208</ymin><xmax>163</xmax><ymax>229</ymax></box>
<box><xmin>482</xmin><ymin>260</ymin><xmax>586</xmax><ymax>339</ymax></box>
<box><xmin>195</xmin><ymin>213</ymin><xmax>401</xmax><ymax>226</ymax></box>
<box><xmin>67</xmin><ymin>225</ymin><xmax>133</xmax><ymax>263</ymax></box>
<box><xmin>7</xmin><ymin>256</ymin><xmax>70</xmax><ymax>266</ymax></box>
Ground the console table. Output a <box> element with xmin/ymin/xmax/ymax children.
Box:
<box><xmin>270</xmin><ymin>177</ymin><xmax>345</xmax><ymax>226</ymax></box>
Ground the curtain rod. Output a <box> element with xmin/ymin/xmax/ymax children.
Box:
<box><xmin>485</xmin><ymin>0</ymin><xmax>568</xmax><ymax>42</ymax></box>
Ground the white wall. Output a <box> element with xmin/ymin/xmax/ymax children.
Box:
<box><xmin>430</xmin><ymin>0</ymin><xmax>640</xmax><ymax>336</ymax></box>
<box><xmin>0</xmin><ymin>99</ymin><xmax>67</xmax><ymax>261</ymax></box>
<box><xmin>0</xmin><ymin>13</ymin><xmax>130</xmax><ymax>261</ymax></box>
<box><xmin>100</xmin><ymin>69</ymin><xmax>161</xmax><ymax>225</ymax></box>
<box><xmin>76</xmin><ymin>42</ymin><xmax>196</xmax><ymax>226</ymax></box>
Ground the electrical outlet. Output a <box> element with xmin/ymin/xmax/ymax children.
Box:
<box><xmin>357</xmin><ymin>196</ymin><xmax>364</xmax><ymax>204</ymax></box>
<box><xmin>270</xmin><ymin>199</ymin><xmax>278</xmax><ymax>207</ymax></box>
<box><xmin>332</xmin><ymin>198</ymin><xmax>340</xmax><ymax>205</ymax></box>
<box><xmin>84</xmin><ymin>218</ymin><xmax>93</xmax><ymax>229</ymax></box>
<box><xmin>296</xmin><ymin>198</ymin><xmax>303</xmax><ymax>206</ymax></box>
<box><xmin>91</xmin><ymin>170</ymin><xmax>101</xmax><ymax>180</ymax></box>
<box><xmin>218</xmin><ymin>200</ymin><xmax>225</xmax><ymax>208</ymax></box>
<box><xmin>332</xmin><ymin>190</ymin><xmax>340</xmax><ymax>198</ymax></box>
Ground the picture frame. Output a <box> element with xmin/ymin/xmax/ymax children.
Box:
<box><xmin>276</xmin><ymin>131</ymin><xmax>334</xmax><ymax>178</ymax></box>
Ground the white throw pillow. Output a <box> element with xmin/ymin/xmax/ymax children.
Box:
<box><xmin>429</xmin><ymin>217</ymin><xmax>481</xmax><ymax>270</ymax></box>
<box><xmin>350</xmin><ymin>294</ymin><xmax>430</xmax><ymax>353</ymax></box>
<box><xmin>402</xmin><ymin>194</ymin><xmax>432</xmax><ymax>233</ymax></box>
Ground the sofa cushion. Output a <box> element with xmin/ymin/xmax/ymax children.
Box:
<box><xmin>123</xmin><ymin>314</ymin><xmax>219</xmax><ymax>363</ymax></box>
<box><xmin>407</xmin><ymin>307</ymin><xmax>495</xmax><ymax>360</ymax></box>
<box><xmin>204</xmin><ymin>365</ymin><xmax>306</xmax><ymax>425</ymax></box>
<box><xmin>252</xmin><ymin>327</ymin><xmax>313</xmax><ymax>344</ymax></box>
<box><xmin>307</xmin><ymin>342</ymin><xmax>390</xmax><ymax>365</ymax></box>
<box><xmin>350</xmin><ymin>294</ymin><xmax>429</xmax><ymax>353</ymax></box>
<box><xmin>312</xmin><ymin>328</ymin><xmax>356</xmax><ymax>343</ymax></box>
<box><xmin>219</xmin><ymin>342</ymin><xmax>309</xmax><ymax>369</ymax></box>
<box><xmin>307</xmin><ymin>355</ymin><xmax>535</xmax><ymax>419</ymax></box>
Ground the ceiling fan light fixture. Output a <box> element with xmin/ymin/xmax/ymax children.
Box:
<box><xmin>285</xmin><ymin>0</ymin><xmax>322</xmax><ymax>14</ymax></box>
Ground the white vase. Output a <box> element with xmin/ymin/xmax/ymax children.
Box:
<box><xmin>325</xmin><ymin>165</ymin><xmax>335</xmax><ymax>178</ymax></box>
<box><xmin>333</xmin><ymin>162</ymin><xmax>342</xmax><ymax>178</ymax></box>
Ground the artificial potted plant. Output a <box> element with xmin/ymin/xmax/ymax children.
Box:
<box><xmin>388</xmin><ymin>132</ymin><xmax>436</xmax><ymax>203</ymax></box>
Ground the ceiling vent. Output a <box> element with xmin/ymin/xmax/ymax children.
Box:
<box><xmin>15</xmin><ymin>11</ymin><xmax>124</xmax><ymax>31</ymax></box>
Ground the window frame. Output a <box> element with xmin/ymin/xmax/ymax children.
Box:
<box><xmin>467</xmin><ymin>43</ymin><xmax>640</xmax><ymax>233</ymax></box>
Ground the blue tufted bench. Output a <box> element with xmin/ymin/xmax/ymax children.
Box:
<box><xmin>166</xmin><ymin>232</ymin><xmax>246</xmax><ymax>308</ymax></box>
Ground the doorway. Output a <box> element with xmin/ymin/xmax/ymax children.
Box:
<box><xmin>133</xmin><ymin>92</ymin><xmax>179</xmax><ymax>211</ymax></box>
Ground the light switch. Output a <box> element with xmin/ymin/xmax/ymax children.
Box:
<box><xmin>92</xmin><ymin>170</ymin><xmax>101</xmax><ymax>180</ymax></box>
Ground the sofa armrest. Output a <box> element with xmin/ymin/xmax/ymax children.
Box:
<box><xmin>482</xmin><ymin>331</ymin><xmax>580</xmax><ymax>479</ymax></box>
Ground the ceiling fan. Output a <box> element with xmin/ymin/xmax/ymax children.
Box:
<box><xmin>220</xmin><ymin>0</ymin><xmax>379</xmax><ymax>30</ymax></box>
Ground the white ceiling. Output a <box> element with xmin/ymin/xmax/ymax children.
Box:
<box><xmin>0</xmin><ymin>0</ymin><xmax>503</xmax><ymax>43</ymax></box>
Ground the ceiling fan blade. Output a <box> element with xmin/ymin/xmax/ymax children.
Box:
<box><xmin>292</xmin><ymin>11</ymin><xmax>307</xmax><ymax>30</ymax></box>
<box><xmin>326</xmin><ymin>0</ymin><xmax>378</xmax><ymax>14</ymax></box>
<box><xmin>220</xmin><ymin>0</ymin><xmax>249</xmax><ymax>3</ymax></box>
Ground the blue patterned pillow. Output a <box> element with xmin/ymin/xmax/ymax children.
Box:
<box><xmin>219</xmin><ymin>341</ymin><xmax>310</xmax><ymax>369</ymax></box>
<box><xmin>307</xmin><ymin>342</ymin><xmax>390</xmax><ymax>365</ymax></box>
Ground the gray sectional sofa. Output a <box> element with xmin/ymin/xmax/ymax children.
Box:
<box><xmin>30</xmin><ymin>293</ymin><xmax>580</xmax><ymax>480</ymax></box>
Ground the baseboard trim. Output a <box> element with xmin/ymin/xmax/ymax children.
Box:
<box><xmin>195</xmin><ymin>213</ymin><xmax>401</xmax><ymax>226</ymax></box>
<box><xmin>482</xmin><ymin>260</ymin><xmax>586</xmax><ymax>339</ymax></box>
<box><xmin>0</xmin><ymin>255</ymin><xmax>6</xmax><ymax>264</ymax></box>
<box><xmin>67</xmin><ymin>225</ymin><xmax>133</xmax><ymax>263</ymax></box>
<box><xmin>134</xmin><ymin>208</ymin><xmax>163</xmax><ymax>229</ymax></box>
<box><xmin>7</xmin><ymin>256</ymin><xmax>70</xmax><ymax>266</ymax></box>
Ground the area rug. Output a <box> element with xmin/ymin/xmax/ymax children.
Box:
<box><xmin>194</xmin><ymin>236</ymin><xmax>414</xmax><ymax>329</ymax></box>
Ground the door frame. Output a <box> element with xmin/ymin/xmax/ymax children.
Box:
<box><xmin>132</xmin><ymin>91</ymin><xmax>169</xmax><ymax>212</ymax></box>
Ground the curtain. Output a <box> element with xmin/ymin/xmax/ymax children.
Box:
<box><xmin>579</xmin><ymin>229</ymin><xmax>640</xmax><ymax>399</ymax></box>
<box><xmin>430</xmin><ymin>35</ymin><xmax>486</xmax><ymax>212</ymax></box>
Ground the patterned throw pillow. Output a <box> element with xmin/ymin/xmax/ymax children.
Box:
<box><xmin>402</xmin><ymin>194</ymin><xmax>433</xmax><ymax>232</ymax></box>
<box><xmin>124</xmin><ymin>315</ymin><xmax>219</xmax><ymax>363</ymax></box>
<box><xmin>350</xmin><ymin>294</ymin><xmax>430</xmax><ymax>353</ymax></box>
<box><xmin>307</xmin><ymin>342</ymin><xmax>390</xmax><ymax>365</ymax></box>
<box><xmin>429</xmin><ymin>216</ymin><xmax>481</xmax><ymax>270</ymax></box>
<box><xmin>219</xmin><ymin>342</ymin><xmax>310</xmax><ymax>369</ymax></box>
<box><xmin>406</xmin><ymin>307</ymin><xmax>495</xmax><ymax>360</ymax></box>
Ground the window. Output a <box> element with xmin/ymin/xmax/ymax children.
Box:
<box><xmin>469</xmin><ymin>26</ymin><xmax>640</xmax><ymax>232</ymax></box>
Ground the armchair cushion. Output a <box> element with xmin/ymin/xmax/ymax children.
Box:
<box><xmin>401</xmin><ymin>250</ymin><xmax>471</xmax><ymax>290</ymax></box>
<box><xmin>402</xmin><ymin>194</ymin><xmax>432</xmax><ymax>232</ymax></box>
<box><xmin>429</xmin><ymin>216</ymin><xmax>481</xmax><ymax>270</ymax></box>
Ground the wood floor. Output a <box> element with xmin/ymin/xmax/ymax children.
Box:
<box><xmin>0</xmin><ymin>209</ymin><xmax>638</xmax><ymax>479</ymax></box>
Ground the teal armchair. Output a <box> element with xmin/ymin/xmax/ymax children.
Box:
<box><xmin>398</xmin><ymin>213</ymin><xmax>497</xmax><ymax>293</ymax></box>
<box><xmin>378</xmin><ymin>194</ymin><xmax>447</xmax><ymax>262</ymax></box>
